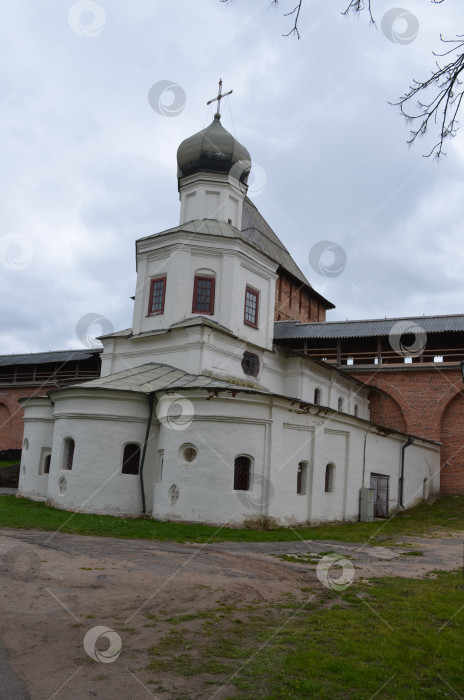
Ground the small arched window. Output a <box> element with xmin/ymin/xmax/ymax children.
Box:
<box><xmin>62</xmin><ymin>438</ymin><xmax>75</xmax><ymax>470</ymax></box>
<box><xmin>297</xmin><ymin>461</ymin><xmax>308</xmax><ymax>495</ymax></box>
<box><xmin>314</xmin><ymin>388</ymin><xmax>321</xmax><ymax>406</ymax></box>
<box><xmin>192</xmin><ymin>275</ymin><xmax>215</xmax><ymax>315</ymax></box>
<box><xmin>354</xmin><ymin>405</ymin><xmax>359</xmax><ymax>417</ymax></box>
<box><xmin>423</xmin><ymin>477</ymin><xmax>428</xmax><ymax>500</ymax></box>
<box><xmin>234</xmin><ymin>455</ymin><xmax>251</xmax><ymax>491</ymax></box>
<box><xmin>122</xmin><ymin>443</ymin><xmax>141</xmax><ymax>475</ymax></box>
<box><xmin>324</xmin><ymin>463</ymin><xmax>335</xmax><ymax>493</ymax></box>
<box><xmin>338</xmin><ymin>397</ymin><xmax>343</xmax><ymax>412</ymax></box>
<box><xmin>44</xmin><ymin>454</ymin><xmax>51</xmax><ymax>474</ymax></box>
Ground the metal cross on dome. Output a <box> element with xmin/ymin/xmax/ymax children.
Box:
<box><xmin>207</xmin><ymin>79</ymin><xmax>233</xmax><ymax>117</ymax></box>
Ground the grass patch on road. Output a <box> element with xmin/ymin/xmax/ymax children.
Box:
<box><xmin>141</xmin><ymin>571</ymin><xmax>464</xmax><ymax>699</ymax></box>
<box><xmin>0</xmin><ymin>494</ymin><xmax>463</xmax><ymax>544</ymax></box>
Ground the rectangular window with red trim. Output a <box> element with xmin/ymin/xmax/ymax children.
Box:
<box><xmin>192</xmin><ymin>276</ymin><xmax>215</xmax><ymax>315</ymax></box>
<box><xmin>148</xmin><ymin>277</ymin><xmax>166</xmax><ymax>316</ymax></box>
<box><xmin>244</xmin><ymin>287</ymin><xmax>259</xmax><ymax>328</ymax></box>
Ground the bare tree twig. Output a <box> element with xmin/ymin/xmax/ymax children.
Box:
<box><xmin>220</xmin><ymin>0</ymin><xmax>464</xmax><ymax>156</ymax></box>
<box><xmin>279</xmin><ymin>1</ymin><xmax>304</xmax><ymax>39</ymax></box>
<box><xmin>394</xmin><ymin>36</ymin><xmax>464</xmax><ymax>157</ymax></box>
<box><xmin>342</xmin><ymin>1</ymin><xmax>375</xmax><ymax>24</ymax></box>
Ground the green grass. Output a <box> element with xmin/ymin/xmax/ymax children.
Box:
<box><xmin>142</xmin><ymin>571</ymin><xmax>464</xmax><ymax>699</ymax></box>
<box><xmin>0</xmin><ymin>494</ymin><xmax>463</xmax><ymax>543</ymax></box>
<box><xmin>0</xmin><ymin>460</ymin><xmax>20</xmax><ymax>468</ymax></box>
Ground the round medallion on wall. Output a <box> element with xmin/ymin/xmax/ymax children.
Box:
<box><xmin>58</xmin><ymin>476</ymin><xmax>67</xmax><ymax>495</ymax></box>
<box><xmin>168</xmin><ymin>484</ymin><xmax>179</xmax><ymax>506</ymax></box>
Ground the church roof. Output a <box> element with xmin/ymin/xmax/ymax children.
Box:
<box><xmin>138</xmin><ymin>202</ymin><xmax>334</xmax><ymax>309</ymax></box>
<box><xmin>57</xmin><ymin>361</ymin><xmax>439</xmax><ymax>444</ymax></box>
<box><xmin>241</xmin><ymin>199</ymin><xmax>335</xmax><ymax>309</ymax></box>
<box><xmin>274</xmin><ymin>313</ymin><xmax>464</xmax><ymax>340</ymax></box>
<box><xmin>70</xmin><ymin>362</ymin><xmax>268</xmax><ymax>395</ymax></box>
<box><xmin>140</xmin><ymin>219</ymin><xmax>241</xmax><ymax>240</ymax></box>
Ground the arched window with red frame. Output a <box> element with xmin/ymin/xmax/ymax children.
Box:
<box><xmin>192</xmin><ymin>276</ymin><xmax>215</xmax><ymax>315</ymax></box>
<box><xmin>244</xmin><ymin>286</ymin><xmax>259</xmax><ymax>328</ymax></box>
<box><xmin>147</xmin><ymin>276</ymin><xmax>166</xmax><ymax>316</ymax></box>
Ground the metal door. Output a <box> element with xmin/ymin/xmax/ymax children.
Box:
<box><xmin>370</xmin><ymin>474</ymin><xmax>389</xmax><ymax>517</ymax></box>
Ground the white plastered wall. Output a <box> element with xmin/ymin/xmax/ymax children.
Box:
<box><xmin>17</xmin><ymin>387</ymin><xmax>440</xmax><ymax>525</ymax></box>
<box><xmin>17</xmin><ymin>397</ymin><xmax>54</xmax><ymax>501</ymax></box>
<box><xmin>100</xmin><ymin>326</ymin><xmax>371</xmax><ymax>422</ymax></box>
<box><xmin>151</xmin><ymin>392</ymin><xmax>440</xmax><ymax>526</ymax></box>
<box><xmin>131</xmin><ymin>231</ymin><xmax>277</xmax><ymax>351</ymax></box>
<box><xmin>45</xmin><ymin>389</ymin><xmax>156</xmax><ymax>517</ymax></box>
<box><xmin>178</xmin><ymin>172</ymin><xmax>246</xmax><ymax>228</ymax></box>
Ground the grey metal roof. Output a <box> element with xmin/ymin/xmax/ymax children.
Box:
<box><xmin>60</xmin><ymin>361</ymin><xmax>439</xmax><ymax>445</ymax></box>
<box><xmin>274</xmin><ymin>314</ymin><xmax>464</xmax><ymax>340</ymax></box>
<box><xmin>241</xmin><ymin>199</ymin><xmax>335</xmax><ymax>309</ymax></box>
<box><xmin>69</xmin><ymin>362</ymin><xmax>268</xmax><ymax>395</ymax></box>
<box><xmin>138</xmin><ymin>219</ymin><xmax>246</xmax><ymax>245</ymax></box>
<box><xmin>138</xmin><ymin>202</ymin><xmax>334</xmax><ymax>310</ymax></box>
<box><xmin>0</xmin><ymin>349</ymin><xmax>102</xmax><ymax>367</ymax></box>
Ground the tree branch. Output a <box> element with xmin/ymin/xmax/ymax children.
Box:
<box><xmin>393</xmin><ymin>36</ymin><xmax>464</xmax><ymax>156</ymax></box>
<box><xmin>279</xmin><ymin>1</ymin><xmax>304</xmax><ymax>39</ymax></box>
<box><xmin>342</xmin><ymin>1</ymin><xmax>375</xmax><ymax>24</ymax></box>
<box><xmin>221</xmin><ymin>0</ymin><xmax>464</xmax><ymax>157</ymax></box>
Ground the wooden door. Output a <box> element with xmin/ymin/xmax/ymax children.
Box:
<box><xmin>370</xmin><ymin>474</ymin><xmax>389</xmax><ymax>517</ymax></box>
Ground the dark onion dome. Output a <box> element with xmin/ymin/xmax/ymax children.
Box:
<box><xmin>177</xmin><ymin>114</ymin><xmax>251</xmax><ymax>185</ymax></box>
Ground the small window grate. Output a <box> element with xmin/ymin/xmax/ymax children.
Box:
<box><xmin>234</xmin><ymin>456</ymin><xmax>251</xmax><ymax>491</ymax></box>
<box><xmin>325</xmin><ymin>464</ymin><xmax>334</xmax><ymax>493</ymax></box>
<box><xmin>183</xmin><ymin>446</ymin><xmax>197</xmax><ymax>463</ymax></box>
<box><xmin>122</xmin><ymin>443</ymin><xmax>140</xmax><ymax>475</ymax></box>
<box><xmin>297</xmin><ymin>462</ymin><xmax>307</xmax><ymax>495</ymax></box>
<box><xmin>62</xmin><ymin>439</ymin><xmax>75</xmax><ymax>471</ymax></box>
<box><xmin>241</xmin><ymin>351</ymin><xmax>259</xmax><ymax>377</ymax></box>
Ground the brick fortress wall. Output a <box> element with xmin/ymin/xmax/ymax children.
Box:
<box><xmin>0</xmin><ymin>353</ymin><xmax>101</xmax><ymax>452</ymax></box>
<box><xmin>349</xmin><ymin>366</ymin><xmax>464</xmax><ymax>495</ymax></box>
<box><xmin>0</xmin><ymin>387</ymin><xmax>34</xmax><ymax>450</ymax></box>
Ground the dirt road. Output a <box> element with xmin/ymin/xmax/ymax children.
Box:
<box><xmin>0</xmin><ymin>528</ymin><xmax>461</xmax><ymax>699</ymax></box>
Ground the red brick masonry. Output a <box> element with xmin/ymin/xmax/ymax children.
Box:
<box><xmin>275</xmin><ymin>272</ymin><xmax>327</xmax><ymax>323</ymax></box>
<box><xmin>350</xmin><ymin>366</ymin><xmax>464</xmax><ymax>495</ymax></box>
<box><xmin>0</xmin><ymin>387</ymin><xmax>34</xmax><ymax>451</ymax></box>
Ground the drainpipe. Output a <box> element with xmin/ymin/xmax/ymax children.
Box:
<box><xmin>362</xmin><ymin>432</ymin><xmax>368</xmax><ymax>488</ymax></box>
<box><xmin>399</xmin><ymin>437</ymin><xmax>414</xmax><ymax>509</ymax></box>
<box><xmin>139</xmin><ymin>392</ymin><xmax>157</xmax><ymax>515</ymax></box>
<box><xmin>361</xmin><ymin>426</ymin><xmax>375</xmax><ymax>488</ymax></box>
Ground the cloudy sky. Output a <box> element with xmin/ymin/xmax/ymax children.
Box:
<box><xmin>0</xmin><ymin>0</ymin><xmax>463</xmax><ymax>353</ymax></box>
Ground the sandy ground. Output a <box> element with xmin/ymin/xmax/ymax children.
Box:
<box><xmin>0</xmin><ymin>527</ymin><xmax>462</xmax><ymax>700</ymax></box>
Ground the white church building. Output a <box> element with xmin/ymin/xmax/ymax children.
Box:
<box><xmin>18</xmin><ymin>104</ymin><xmax>440</xmax><ymax>525</ymax></box>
